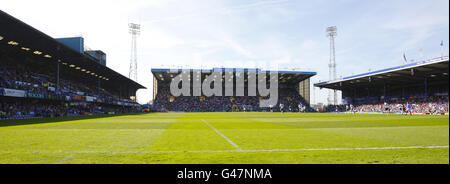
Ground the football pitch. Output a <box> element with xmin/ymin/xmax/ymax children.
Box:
<box><xmin>0</xmin><ymin>113</ymin><xmax>448</xmax><ymax>164</ymax></box>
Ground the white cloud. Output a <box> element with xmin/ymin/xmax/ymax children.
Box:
<box><xmin>221</xmin><ymin>37</ymin><xmax>253</xmax><ymax>58</ymax></box>
<box><xmin>300</xmin><ymin>40</ymin><xmax>319</xmax><ymax>51</ymax></box>
<box><xmin>140</xmin><ymin>27</ymin><xmax>185</xmax><ymax>49</ymax></box>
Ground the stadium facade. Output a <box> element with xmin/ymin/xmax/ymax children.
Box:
<box><xmin>0</xmin><ymin>10</ymin><xmax>145</xmax><ymax>119</ymax></box>
<box><xmin>315</xmin><ymin>56</ymin><xmax>449</xmax><ymax>105</ymax></box>
<box><xmin>151</xmin><ymin>68</ymin><xmax>316</xmax><ymax>112</ymax></box>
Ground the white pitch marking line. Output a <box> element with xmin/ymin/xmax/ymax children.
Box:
<box><xmin>201</xmin><ymin>119</ymin><xmax>242</xmax><ymax>150</ymax></box>
<box><xmin>0</xmin><ymin>146</ymin><xmax>447</xmax><ymax>154</ymax></box>
<box><xmin>52</xmin><ymin>155</ymin><xmax>73</xmax><ymax>164</ymax></box>
<box><xmin>255</xmin><ymin>145</ymin><xmax>450</xmax><ymax>152</ymax></box>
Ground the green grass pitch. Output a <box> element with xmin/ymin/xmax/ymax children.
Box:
<box><xmin>0</xmin><ymin>113</ymin><xmax>448</xmax><ymax>164</ymax></box>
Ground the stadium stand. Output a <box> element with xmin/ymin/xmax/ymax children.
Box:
<box><xmin>151</xmin><ymin>68</ymin><xmax>316</xmax><ymax>112</ymax></box>
<box><xmin>0</xmin><ymin>10</ymin><xmax>145</xmax><ymax>120</ymax></box>
<box><xmin>315</xmin><ymin>56</ymin><xmax>449</xmax><ymax>115</ymax></box>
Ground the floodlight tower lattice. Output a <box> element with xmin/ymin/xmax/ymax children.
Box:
<box><xmin>129</xmin><ymin>23</ymin><xmax>140</xmax><ymax>82</ymax></box>
<box><xmin>326</xmin><ymin>26</ymin><xmax>337</xmax><ymax>105</ymax></box>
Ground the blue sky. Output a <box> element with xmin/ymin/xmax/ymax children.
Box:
<box><xmin>2</xmin><ymin>0</ymin><xmax>449</xmax><ymax>104</ymax></box>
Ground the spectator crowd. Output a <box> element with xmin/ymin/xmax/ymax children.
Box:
<box><xmin>0</xmin><ymin>100</ymin><xmax>140</xmax><ymax>120</ymax></box>
<box><xmin>1</xmin><ymin>59</ymin><xmax>141</xmax><ymax>120</ymax></box>
<box><xmin>153</xmin><ymin>87</ymin><xmax>313</xmax><ymax>112</ymax></box>
<box><xmin>323</xmin><ymin>96</ymin><xmax>449</xmax><ymax>115</ymax></box>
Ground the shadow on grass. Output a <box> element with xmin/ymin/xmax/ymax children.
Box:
<box><xmin>0</xmin><ymin>113</ymin><xmax>149</xmax><ymax>127</ymax></box>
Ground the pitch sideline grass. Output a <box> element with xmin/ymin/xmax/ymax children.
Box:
<box><xmin>0</xmin><ymin>112</ymin><xmax>448</xmax><ymax>164</ymax></box>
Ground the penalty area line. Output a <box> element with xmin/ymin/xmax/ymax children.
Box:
<box><xmin>0</xmin><ymin>146</ymin><xmax>447</xmax><ymax>154</ymax></box>
<box><xmin>201</xmin><ymin>119</ymin><xmax>243</xmax><ymax>151</ymax></box>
